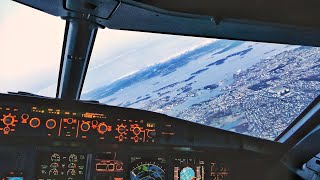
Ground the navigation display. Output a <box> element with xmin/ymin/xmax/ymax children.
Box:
<box><xmin>130</xmin><ymin>157</ymin><xmax>166</xmax><ymax>180</ymax></box>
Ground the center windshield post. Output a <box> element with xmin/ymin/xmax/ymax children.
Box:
<box><xmin>56</xmin><ymin>16</ymin><xmax>98</xmax><ymax>100</ymax></box>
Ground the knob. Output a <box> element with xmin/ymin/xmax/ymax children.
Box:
<box><xmin>21</xmin><ymin>113</ymin><xmax>29</xmax><ymax>124</ymax></box>
<box><xmin>91</xmin><ymin>120</ymin><xmax>98</xmax><ymax>129</ymax></box>
<box><xmin>3</xmin><ymin>126</ymin><xmax>11</xmax><ymax>134</ymax></box>
<box><xmin>66</xmin><ymin>118</ymin><xmax>74</xmax><ymax>124</ymax></box>
<box><xmin>97</xmin><ymin>123</ymin><xmax>108</xmax><ymax>134</ymax></box>
<box><xmin>29</xmin><ymin>117</ymin><xmax>41</xmax><ymax>128</ymax></box>
<box><xmin>80</xmin><ymin>122</ymin><xmax>90</xmax><ymax>132</ymax></box>
<box><xmin>132</xmin><ymin>127</ymin><xmax>141</xmax><ymax>135</ymax></box>
<box><xmin>2</xmin><ymin>114</ymin><xmax>16</xmax><ymax>126</ymax></box>
<box><xmin>46</xmin><ymin>119</ymin><xmax>56</xmax><ymax>129</ymax></box>
<box><xmin>147</xmin><ymin>130</ymin><xmax>156</xmax><ymax>138</ymax></box>
<box><xmin>117</xmin><ymin>124</ymin><xmax>127</xmax><ymax>134</ymax></box>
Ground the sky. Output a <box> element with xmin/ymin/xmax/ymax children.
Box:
<box><xmin>0</xmin><ymin>0</ymin><xmax>213</xmax><ymax>97</ymax></box>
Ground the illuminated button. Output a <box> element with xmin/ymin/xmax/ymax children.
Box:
<box><xmin>80</xmin><ymin>122</ymin><xmax>90</xmax><ymax>132</ymax></box>
<box><xmin>133</xmin><ymin>136</ymin><xmax>139</xmax><ymax>142</ymax></box>
<box><xmin>118</xmin><ymin>135</ymin><xmax>124</xmax><ymax>141</ymax></box>
<box><xmin>117</xmin><ymin>124</ymin><xmax>126</xmax><ymax>134</ymax></box>
<box><xmin>132</xmin><ymin>127</ymin><xmax>141</xmax><ymax>135</ymax></box>
<box><xmin>46</xmin><ymin>119</ymin><xmax>57</xmax><ymax>129</ymax></box>
<box><xmin>21</xmin><ymin>113</ymin><xmax>29</xmax><ymax>123</ymax></box>
<box><xmin>116</xmin><ymin>163</ymin><xmax>123</xmax><ymax>170</ymax></box>
<box><xmin>3</xmin><ymin>127</ymin><xmax>10</xmax><ymax>134</ymax></box>
<box><xmin>92</xmin><ymin>120</ymin><xmax>98</xmax><ymax>129</ymax></box>
<box><xmin>67</xmin><ymin>118</ymin><xmax>74</xmax><ymax>124</ymax></box>
<box><xmin>3</xmin><ymin>114</ymin><xmax>15</xmax><ymax>126</ymax></box>
<box><xmin>97</xmin><ymin>123</ymin><xmax>108</xmax><ymax>134</ymax></box>
<box><xmin>29</xmin><ymin>118</ymin><xmax>41</xmax><ymax>128</ymax></box>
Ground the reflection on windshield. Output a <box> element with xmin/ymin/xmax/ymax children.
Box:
<box><xmin>82</xmin><ymin>33</ymin><xmax>320</xmax><ymax>140</ymax></box>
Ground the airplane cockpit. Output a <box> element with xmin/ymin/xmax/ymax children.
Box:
<box><xmin>0</xmin><ymin>0</ymin><xmax>319</xmax><ymax>179</ymax></box>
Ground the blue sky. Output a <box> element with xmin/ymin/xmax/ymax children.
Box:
<box><xmin>0</xmin><ymin>1</ymin><xmax>213</xmax><ymax>96</ymax></box>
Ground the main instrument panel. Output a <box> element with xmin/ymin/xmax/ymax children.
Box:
<box><xmin>0</xmin><ymin>94</ymin><xmax>282</xmax><ymax>180</ymax></box>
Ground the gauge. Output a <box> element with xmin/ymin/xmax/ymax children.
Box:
<box><xmin>180</xmin><ymin>167</ymin><xmax>195</xmax><ymax>180</ymax></box>
<box><xmin>69</xmin><ymin>154</ymin><xmax>78</xmax><ymax>162</ymax></box>
<box><xmin>67</xmin><ymin>169</ymin><xmax>77</xmax><ymax>176</ymax></box>
<box><xmin>49</xmin><ymin>169</ymin><xmax>59</xmax><ymax>176</ymax></box>
<box><xmin>51</xmin><ymin>153</ymin><xmax>60</xmax><ymax>162</ymax></box>
<box><xmin>130</xmin><ymin>163</ymin><xmax>165</xmax><ymax>180</ymax></box>
<box><xmin>50</xmin><ymin>162</ymin><xmax>59</xmax><ymax>169</ymax></box>
<box><xmin>68</xmin><ymin>163</ymin><xmax>77</xmax><ymax>169</ymax></box>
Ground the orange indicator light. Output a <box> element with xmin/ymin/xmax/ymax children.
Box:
<box><xmin>46</xmin><ymin>119</ymin><xmax>57</xmax><ymax>129</ymax></box>
<box><xmin>29</xmin><ymin>117</ymin><xmax>41</xmax><ymax>128</ymax></box>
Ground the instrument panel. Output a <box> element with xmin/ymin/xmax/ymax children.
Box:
<box><xmin>25</xmin><ymin>150</ymin><xmax>232</xmax><ymax>180</ymax></box>
<box><xmin>0</xmin><ymin>94</ymin><xmax>283</xmax><ymax>180</ymax></box>
<box><xmin>0</xmin><ymin>105</ymin><xmax>167</xmax><ymax>144</ymax></box>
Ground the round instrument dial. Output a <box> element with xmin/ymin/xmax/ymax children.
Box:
<box><xmin>46</xmin><ymin>119</ymin><xmax>56</xmax><ymax>129</ymax></box>
<box><xmin>97</xmin><ymin>123</ymin><xmax>108</xmax><ymax>134</ymax></box>
<box><xmin>51</xmin><ymin>153</ymin><xmax>61</xmax><ymax>162</ymax></box>
<box><xmin>130</xmin><ymin>163</ymin><xmax>165</xmax><ymax>180</ymax></box>
<box><xmin>132</xmin><ymin>127</ymin><xmax>141</xmax><ymax>135</ymax></box>
<box><xmin>29</xmin><ymin>117</ymin><xmax>41</xmax><ymax>128</ymax></box>
<box><xmin>50</xmin><ymin>162</ymin><xmax>59</xmax><ymax>169</ymax></box>
<box><xmin>117</xmin><ymin>124</ymin><xmax>127</xmax><ymax>134</ymax></box>
<box><xmin>180</xmin><ymin>167</ymin><xmax>195</xmax><ymax>180</ymax></box>
<box><xmin>69</xmin><ymin>154</ymin><xmax>78</xmax><ymax>163</ymax></box>
<box><xmin>49</xmin><ymin>169</ymin><xmax>59</xmax><ymax>176</ymax></box>
<box><xmin>2</xmin><ymin>114</ymin><xmax>16</xmax><ymax>126</ymax></box>
<box><xmin>67</xmin><ymin>169</ymin><xmax>76</xmax><ymax>176</ymax></box>
<box><xmin>80</xmin><ymin>122</ymin><xmax>90</xmax><ymax>132</ymax></box>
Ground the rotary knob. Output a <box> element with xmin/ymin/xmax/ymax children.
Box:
<box><xmin>66</xmin><ymin>118</ymin><xmax>74</xmax><ymax>124</ymax></box>
<box><xmin>46</xmin><ymin>119</ymin><xmax>56</xmax><ymax>129</ymax></box>
<box><xmin>21</xmin><ymin>114</ymin><xmax>29</xmax><ymax>124</ymax></box>
<box><xmin>132</xmin><ymin>127</ymin><xmax>141</xmax><ymax>135</ymax></box>
<box><xmin>97</xmin><ymin>123</ymin><xmax>108</xmax><ymax>134</ymax></box>
<box><xmin>117</xmin><ymin>124</ymin><xmax>127</xmax><ymax>134</ymax></box>
<box><xmin>2</xmin><ymin>114</ymin><xmax>16</xmax><ymax>126</ymax></box>
<box><xmin>80</xmin><ymin>122</ymin><xmax>91</xmax><ymax>132</ymax></box>
<box><xmin>29</xmin><ymin>117</ymin><xmax>41</xmax><ymax>128</ymax></box>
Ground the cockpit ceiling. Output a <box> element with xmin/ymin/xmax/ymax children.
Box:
<box><xmin>134</xmin><ymin>0</ymin><xmax>320</xmax><ymax>28</ymax></box>
<box><xmin>12</xmin><ymin>0</ymin><xmax>320</xmax><ymax>46</ymax></box>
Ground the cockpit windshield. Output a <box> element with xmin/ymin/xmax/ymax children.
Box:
<box><xmin>0</xmin><ymin>1</ymin><xmax>64</xmax><ymax>96</ymax></box>
<box><xmin>82</xmin><ymin>30</ymin><xmax>320</xmax><ymax>140</ymax></box>
<box><xmin>1</xmin><ymin>1</ymin><xmax>319</xmax><ymax>141</ymax></box>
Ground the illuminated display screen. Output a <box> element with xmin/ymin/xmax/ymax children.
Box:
<box><xmin>95</xmin><ymin>152</ymin><xmax>125</xmax><ymax>180</ymax></box>
<box><xmin>7</xmin><ymin>178</ymin><xmax>23</xmax><ymax>180</ymax></box>
<box><xmin>173</xmin><ymin>158</ymin><xmax>205</xmax><ymax>180</ymax></box>
<box><xmin>130</xmin><ymin>157</ymin><xmax>166</xmax><ymax>180</ymax></box>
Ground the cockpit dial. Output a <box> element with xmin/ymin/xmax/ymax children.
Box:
<box><xmin>130</xmin><ymin>163</ymin><xmax>165</xmax><ymax>180</ymax></box>
<box><xmin>130</xmin><ymin>157</ymin><xmax>166</xmax><ymax>180</ymax></box>
<box><xmin>51</xmin><ymin>153</ymin><xmax>60</xmax><ymax>162</ymax></box>
<box><xmin>69</xmin><ymin>154</ymin><xmax>78</xmax><ymax>163</ymax></box>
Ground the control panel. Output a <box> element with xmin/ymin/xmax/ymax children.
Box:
<box><xmin>93</xmin><ymin>151</ymin><xmax>231</xmax><ymax>180</ymax></box>
<box><xmin>0</xmin><ymin>94</ymin><xmax>284</xmax><ymax>180</ymax></box>
<box><xmin>0</xmin><ymin>101</ymin><xmax>175</xmax><ymax>145</ymax></box>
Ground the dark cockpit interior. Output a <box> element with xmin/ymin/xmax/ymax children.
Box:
<box><xmin>0</xmin><ymin>0</ymin><xmax>320</xmax><ymax>180</ymax></box>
